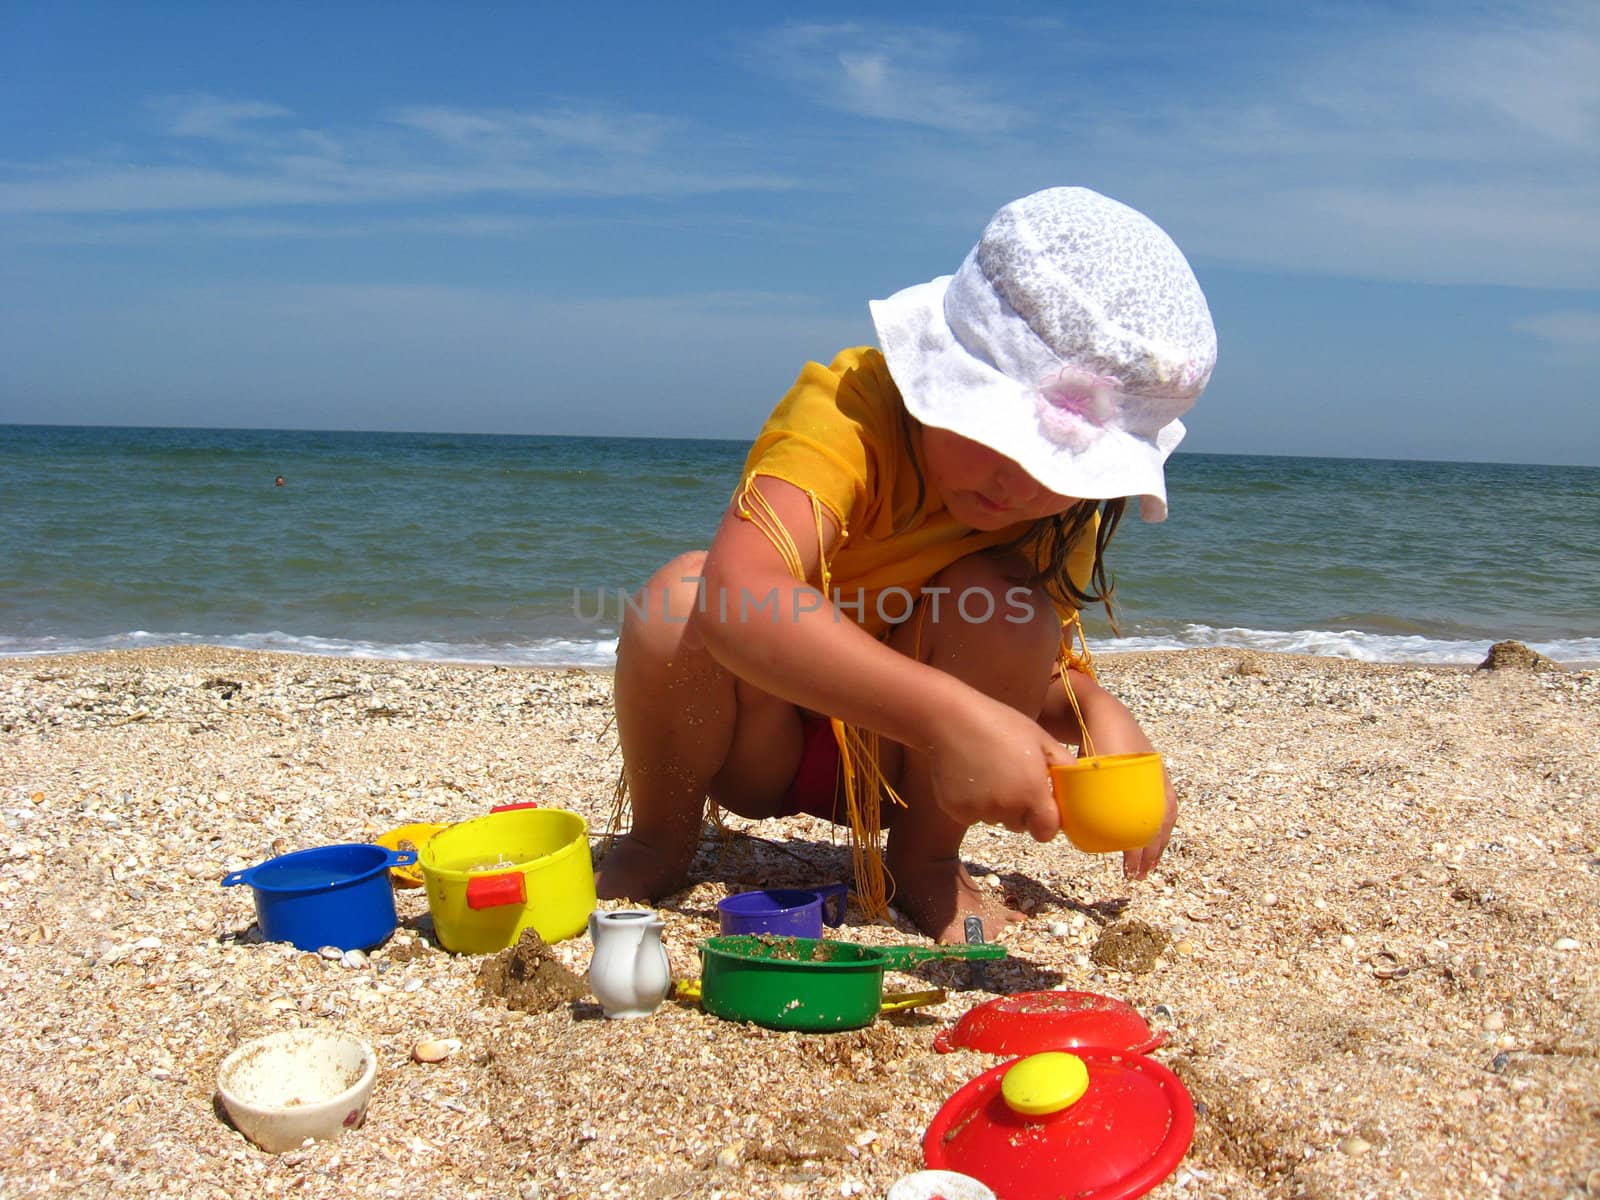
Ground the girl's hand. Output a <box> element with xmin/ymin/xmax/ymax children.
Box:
<box><xmin>925</xmin><ymin>693</ymin><xmax>1068</xmax><ymax>843</ymax></box>
<box><xmin>1042</xmin><ymin>667</ymin><xmax>1177</xmax><ymax>876</ymax></box>
<box><xmin>1122</xmin><ymin>770</ymin><xmax>1176</xmax><ymax>879</ymax></box>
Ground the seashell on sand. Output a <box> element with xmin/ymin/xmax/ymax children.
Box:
<box><xmin>411</xmin><ymin>1038</ymin><xmax>461</xmax><ymax>1064</ymax></box>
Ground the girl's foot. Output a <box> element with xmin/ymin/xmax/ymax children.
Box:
<box><xmin>594</xmin><ymin>829</ymin><xmax>697</xmax><ymax>902</ymax></box>
<box><xmin>885</xmin><ymin>851</ymin><xmax>1023</xmax><ymax>944</ymax></box>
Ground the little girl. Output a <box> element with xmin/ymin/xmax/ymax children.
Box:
<box><xmin>596</xmin><ymin>187</ymin><xmax>1217</xmax><ymax>943</ymax></box>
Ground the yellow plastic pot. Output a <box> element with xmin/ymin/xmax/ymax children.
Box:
<box><xmin>418</xmin><ymin>806</ymin><xmax>595</xmax><ymax>953</ymax></box>
<box><xmin>1050</xmin><ymin>752</ymin><xmax>1166</xmax><ymax>853</ymax></box>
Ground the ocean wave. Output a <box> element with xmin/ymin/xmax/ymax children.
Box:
<box><xmin>0</xmin><ymin>630</ymin><xmax>621</xmax><ymax>668</ymax></box>
<box><xmin>1097</xmin><ymin>624</ymin><xmax>1600</xmax><ymax>666</ymax></box>
<box><xmin>2</xmin><ymin>625</ymin><xmax>1596</xmax><ymax>668</ymax></box>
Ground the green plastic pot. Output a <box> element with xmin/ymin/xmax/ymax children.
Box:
<box><xmin>698</xmin><ymin>935</ymin><xmax>1006</xmax><ymax>1032</ymax></box>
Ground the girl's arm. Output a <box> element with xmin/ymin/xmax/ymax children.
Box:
<box><xmin>693</xmin><ymin>476</ymin><xmax>1064</xmax><ymax>841</ymax></box>
<box><xmin>1044</xmin><ymin>668</ymin><xmax>1177</xmax><ymax>879</ymax></box>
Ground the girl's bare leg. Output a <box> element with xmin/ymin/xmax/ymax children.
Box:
<box><xmin>883</xmin><ymin>554</ymin><xmax>1061</xmax><ymax>942</ymax></box>
<box><xmin>596</xmin><ymin>553</ymin><xmax>803</xmax><ymax>901</ymax></box>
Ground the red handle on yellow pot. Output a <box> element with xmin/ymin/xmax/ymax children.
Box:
<box><xmin>465</xmin><ymin>872</ymin><xmax>525</xmax><ymax>909</ymax></box>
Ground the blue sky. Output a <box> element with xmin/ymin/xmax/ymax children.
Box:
<box><xmin>2</xmin><ymin>1</ymin><xmax>1597</xmax><ymax>465</ymax></box>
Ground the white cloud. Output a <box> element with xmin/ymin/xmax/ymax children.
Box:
<box><xmin>0</xmin><ymin>165</ymin><xmax>350</xmax><ymax>214</ymax></box>
<box><xmin>748</xmin><ymin>23</ymin><xmax>1028</xmax><ymax>133</ymax></box>
<box><xmin>1126</xmin><ymin>4</ymin><xmax>1600</xmax><ymax>165</ymax></box>
<box><xmin>155</xmin><ymin>94</ymin><xmax>294</xmax><ymax>141</ymax></box>
<box><xmin>5</xmin><ymin>7</ymin><xmax>1598</xmax><ymax>294</ymax></box>
<box><xmin>391</xmin><ymin>105</ymin><xmax>673</xmax><ymax>157</ymax></box>
<box><xmin>1144</xmin><ymin>177</ymin><xmax>1600</xmax><ymax>291</ymax></box>
<box><xmin>732</xmin><ymin>11</ymin><xmax>1600</xmax><ymax>291</ymax></box>
<box><xmin>9</xmin><ymin>212</ymin><xmax>548</xmax><ymax>245</ymax></box>
<box><xmin>1513</xmin><ymin>310</ymin><xmax>1600</xmax><ymax>349</ymax></box>
<box><xmin>1414</xmin><ymin>12</ymin><xmax>1600</xmax><ymax>151</ymax></box>
<box><xmin>833</xmin><ymin>5</ymin><xmax>1600</xmax><ymax>290</ymax></box>
<box><xmin>0</xmin><ymin>97</ymin><xmax>795</xmax><ymax>219</ymax></box>
<box><xmin>0</xmin><ymin>160</ymin><xmax>792</xmax><ymax>218</ymax></box>
<box><xmin>1106</xmin><ymin>6</ymin><xmax>1600</xmax><ymax>288</ymax></box>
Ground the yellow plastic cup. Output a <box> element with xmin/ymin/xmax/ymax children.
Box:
<box><xmin>1050</xmin><ymin>752</ymin><xmax>1166</xmax><ymax>853</ymax></box>
<box><xmin>374</xmin><ymin>822</ymin><xmax>446</xmax><ymax>889</ymax></box>
<box><xmin>419</xmin><ymin>807</ymin><xmax>595</xmax><ymax>953</ymax></box>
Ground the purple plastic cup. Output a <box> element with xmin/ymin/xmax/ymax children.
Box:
<box><xmin>717</xmin><ymin>883</ymin><xmax>850</xmax><ymax>938</ymax></box>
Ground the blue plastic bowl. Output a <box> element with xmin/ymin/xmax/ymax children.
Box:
<box><xmin>222</xmin><ymin>843</ymin><xmax>417</xmax><ymax>951</ymax></box>
<box><xmin>717</xmin><ymin>883</ymin><xmax>850</xmax><ymax>938</ymax></box>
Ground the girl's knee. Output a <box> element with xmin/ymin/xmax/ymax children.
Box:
<box><xmin>913</xmin><ymin>553</ymin><xmax>1059</xmax><ymax>667</ymax></box>
<box><xmin>620</xmin><ymin>551</ymin><xmax>710</xmax><ymax>655</ymax></box>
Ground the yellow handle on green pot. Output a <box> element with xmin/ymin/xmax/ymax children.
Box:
<box><xmin>674</xmin><ymin>978</ymin><xmax>943</xmax><ymax>1013</ymax></box>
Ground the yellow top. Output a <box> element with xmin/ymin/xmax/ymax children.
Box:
<box><xmin>738</xmin><ymin>347</ymin><xmax>1098</xmax><ymax>637</ymax></box>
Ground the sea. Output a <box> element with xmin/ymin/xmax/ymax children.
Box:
<box><xmin>3</xmin><ymin>424</ymin><xmax>1597</xmax><ymax>668</ymax></box>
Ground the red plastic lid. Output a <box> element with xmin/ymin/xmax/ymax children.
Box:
<box><xmin>933</xmin><ymin>990</ymin><xmax>1165</xmax><ymax>1056</ymax></box>
<box><xmin>924</xmin><ymin>1049</ymin><xmax>1194</xmax><ymax>1200</ymax></box>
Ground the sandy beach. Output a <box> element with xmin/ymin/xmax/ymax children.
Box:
<box><xmin>1</xmin><ymin>646</ymin><xmax>1596</xmax><ymax>1199</ymax></box>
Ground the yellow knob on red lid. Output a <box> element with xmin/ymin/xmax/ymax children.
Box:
<box><xmin>1001</xmin><ymin>1051</ymin><xmax>1090</xmax><ymax>1115</ymax></box>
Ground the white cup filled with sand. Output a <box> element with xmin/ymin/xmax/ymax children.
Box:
<box><xmin>215</xmin><ymin>1028</ymin><xmax>378</xmax><ymax>1153</ymax></box>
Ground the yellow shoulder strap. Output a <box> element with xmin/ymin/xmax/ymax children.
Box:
<box><xmin>1057</xmin><ymin>612</ymin><xmax>1099</xmax><ymax>757</ymax></box>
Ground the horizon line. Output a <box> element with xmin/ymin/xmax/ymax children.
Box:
<box><xmin>2</xmin><ymin>419</ymin><xmax>1594</xmax><ymax>472</ymax></box>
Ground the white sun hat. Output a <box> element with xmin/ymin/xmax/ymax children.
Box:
<box><xmin>869</xmin><ymin>186</ymin><xmax>1216</xmax><ymax>522</ymax></box>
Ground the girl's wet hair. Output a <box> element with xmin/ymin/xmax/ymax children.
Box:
<box><xmin>992</xmin><ymin>497</ymin><xmax>1126</xmax><ymax>630</ymax></box>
